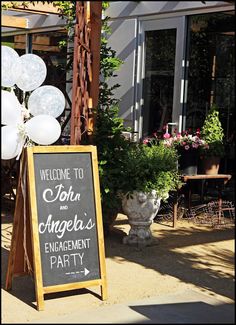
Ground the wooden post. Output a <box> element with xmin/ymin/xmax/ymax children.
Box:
<box><xmin>89</xmin><ymin>2</ymin><xmax>102</xmax><ymax>131</ymax></box>
<box><xmin>70</xmin><ymin>1</ymin><xmax>102</xmax><ymax>144</ymax></box>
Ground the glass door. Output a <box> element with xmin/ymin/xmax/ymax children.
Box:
<box><xmin>137</xmin><ymin>17</ymin><xmax>186</xmax><ymax>138</ymax></box>
<box><xmin>186</xmin><ymin>11</ymin><xmax>235</xmax><ymax>174</ymax></box>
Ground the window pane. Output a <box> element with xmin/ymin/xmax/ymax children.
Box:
<box><xmin>143</xmin><ymin>29</ymin><xmax>176</xmax><ymax>137</ymax></box>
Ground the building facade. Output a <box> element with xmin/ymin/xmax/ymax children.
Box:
<box><xmin>106</xmin><ymin>1</ymin><xmax>235</xmax><ymax>173</ymax></box>
<box><xmin>1</xmin><ymin>1</ymin><xmax>235</xmax><ymax>173</ymax></box>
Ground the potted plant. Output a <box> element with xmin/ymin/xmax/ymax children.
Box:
<box><xmin>119</xmin><ymin>141</ymin><xmax>182</xmax><ymax>246</ymax></box>
<box><xmin>159</xmin><ymin>129</ymin><xmax>208</xmax><ymax>175</ymax></box>
<box><xmin>199</xmin><ymin>103</ymin><xmax>225</xmax><ymax>174</ymax></box>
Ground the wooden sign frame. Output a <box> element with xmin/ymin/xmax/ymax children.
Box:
<box><xmin>6</xmin><ymin>145</ymin><xmax>107</xmax><ymax>311</ymax></box>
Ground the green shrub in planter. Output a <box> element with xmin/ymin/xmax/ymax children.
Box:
<box><xmin>200</xmin><ymin>103</ymin><xmax>225</xmax><ymax>158</ymax></box>
<box><xmin>119</xmin><ymin>141</ymin><xmax>182</xmax><ymax>201</ymax></box>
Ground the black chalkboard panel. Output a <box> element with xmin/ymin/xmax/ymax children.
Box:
<box><xmin>33</xmin><ymin>151</ymin><xmax>100</xmax><ymax>287</ymax></box>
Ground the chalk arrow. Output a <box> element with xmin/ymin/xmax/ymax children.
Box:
<box><xmin>81</xmin><ymin>268</ymin><xmax>90</xmax><ymax>276</ymax></box>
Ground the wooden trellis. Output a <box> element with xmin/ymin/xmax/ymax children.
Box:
<box><xmin>1</xmin><ymin>2</ymin><xmax>102</xmax><ymax>203</ymax></box>
<box><xmin>70</xmin><ymin>1</ymin><xmax>102</xmax><ymax>145</ymax></box>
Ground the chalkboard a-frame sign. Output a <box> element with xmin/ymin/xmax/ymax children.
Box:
<box><xmin>13</xmin><ymin>145</ymin><xmax>107</xmax><ymax>311</ymax></box>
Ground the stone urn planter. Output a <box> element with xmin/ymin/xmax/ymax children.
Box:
<box><xmin>122</xmin><ymin>190</ymin><xmax>162</xmax><ymax>246</ymax></box>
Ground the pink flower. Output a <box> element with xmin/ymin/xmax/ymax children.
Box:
<box><xmin>150</xmin><ymin>128</ymin><xmax>209</xmax><ymax>151</ymax></box>
<box><xmin>163</xmin><ymin>133</ymin><xmax>171</xmax><ymax>139</ymax></box>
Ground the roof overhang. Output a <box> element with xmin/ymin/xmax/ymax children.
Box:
<box><xmin>1</xmin><ymin>2</ymin><xmax>67</xmax><ymax>35</ymax></box>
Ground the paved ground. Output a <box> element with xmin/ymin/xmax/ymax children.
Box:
<box><xmin>22</xmin><ymin>289</ymin><xmax>235</xmax><ymax>324</ymax></box>
<box><xmin>2</xmin><ymin>288</ymin><xmax>235</xmax><ymax>323</ymax></box>
<box><xmin>1</xmin><ymin>177</ymin><xmax>235</xmax><ymax>324</ymax></box>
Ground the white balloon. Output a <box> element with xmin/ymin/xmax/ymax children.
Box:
<box><xmin>15</xmin><ymin>54</ymin><xmax>47</xmax><ymax>91</ymax></box>
<box><xmin>1</xmin><ymin>125</ymin><xmax>23</xmax><ymax>160</ymax></box>
<box><xmin>1</xmin><ymin>90</ymin><xmax>23</xmax><ymax>126</ymax></box>
<box><xmin>25</xmin><ymin>115</ymin><xmax>61</xmax><ymax>145</ymax></box>
<box><xmin>28</xmin><ymin>85</ymin><xmax>65</xmax><ymax>118</ymax></box>
<box><xmin>1</xmin><ymin>45</ymin><xmax>21</xmax><ymax>87</ymax></box>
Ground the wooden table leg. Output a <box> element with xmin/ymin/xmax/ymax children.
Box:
<box><xmin>173</xmin><ymin>190</ymin><xmax>178</xmax><ymax>228</ymax></box>
<box><xmin>217</xmin><ymin>181</ymin><xmax>223</xmax><ymax>225</ymax></box>
<box><xmin>200</xmin><ymin>179</ymin><xmax>206</xmax><ymax>203</ymax></box>
<box><xmin>187</xmin><ymin>182</ymin><xmax>192</xmax><ymax>211</ymax></box>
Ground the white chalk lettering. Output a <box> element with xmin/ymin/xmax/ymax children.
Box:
<box><xmin>73</xmin><ymin>168</ymin><xmax>84</xmax><ymax>179</ymax></box>
<box><xmin>39</xmin><ymin>214</ymin><xmax>95</xmax><ymax>239</ymax></box>
<box><xmin>42</xmin><ymin>184</ymin><xmax>80</xmax><ymax>203</ymax></box>
<box><xmin>50</xmin><ymin>253</ymin><xmax>84</xmax><ymax>269</ymax></box>
<box><xmin>50</xmin><ymin>256</ymin><xmax>57</xmax><ymax>268</ymax></box>
<box><xmin>60</xmin><ymin>205</ymin><xmax>68</xmax><ymax>210</ymax></box>
<box><xmin>39</xmin><ymin>168</ymin><xmax>71</xmax><ymax>181</ymax></box>
<box><xmin>71</xmin><ymin>252</ymin><xmax>84</xmax><ymax>265</ymax></box>
<box><xmin>44</xmin><ymin>238</ymin><xmax>91</xmax><ymax>253</ymax></box>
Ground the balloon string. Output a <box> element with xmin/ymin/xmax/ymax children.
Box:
<box><xmin>16</xmin><ymin>140</ymin><xmax>25</xmax><ymax>161</ymax></box>
<box><xmin>20</xmin><ymin>151</ymin><xmax>33</xmax><ymax>276</ymax></box>
<box><xmin>16</xmin><ymin>123</ymin><xmax>34</xmax><ymax>161</ymax></box>
<box><xmin>16</xmin><ymin>138</ymin><xmax>34</xmax><ymax>160</ymax></box>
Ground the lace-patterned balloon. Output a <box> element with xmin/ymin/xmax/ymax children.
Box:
<box><xmin>1</xmin><ymin>45</ymin><xmax>21</xmax><ymax>87</ymax></box>
<box><xmin>15</xmin><ymin>54</ymin><xmax>47</xmax><ymax>91</ymax></box>
<box><xmin>28</xmin><ymin>85</ymin><xmax>65</xmax><ymax>118</ymax></box>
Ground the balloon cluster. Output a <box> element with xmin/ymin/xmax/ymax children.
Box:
<box><xmin>1</xmin><ymin>45</ymin><xmax>65</xmax><ymax>160</ymax></box>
